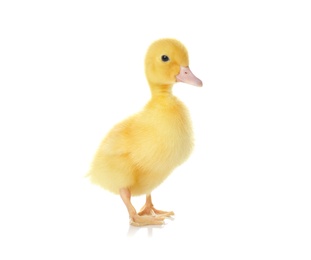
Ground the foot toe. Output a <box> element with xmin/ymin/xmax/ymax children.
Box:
<box><xmin>130</xmin><ymin>214</ymin><xmax>165</xmax><ymax>226</ymax></box>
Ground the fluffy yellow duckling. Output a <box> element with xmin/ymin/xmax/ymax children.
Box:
<box><xmin>88</xmin><ymin>38</ymin><xmax>202</xmax><ymax>226</ymax></box>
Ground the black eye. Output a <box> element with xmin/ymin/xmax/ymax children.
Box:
<box><xmin>161</xmin><ymin>55</ymin><xmax>169</xmax><ymax>62</ymax></box>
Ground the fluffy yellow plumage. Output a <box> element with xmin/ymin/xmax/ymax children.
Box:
<box><xmin>88</xmin><ymin>38</ymin><xmax>202</xmax><ymax>226</ymax></box>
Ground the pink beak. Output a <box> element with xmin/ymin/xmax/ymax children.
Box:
<box><xmin>176</xmin><ymin>66</ymin><xmax>203</xmax><ymax>87</ymax></box>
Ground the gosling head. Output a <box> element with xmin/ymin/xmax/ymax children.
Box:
<box><xmin>144</xmin><ymin>38</ymin><xmax>203</xmax><ymax>90</ymax></box>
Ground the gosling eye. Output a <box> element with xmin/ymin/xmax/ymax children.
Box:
<box><xmin>161</xmin><ymin>55</ymin><xmax>170</xmax><ymax>62</ymax></box>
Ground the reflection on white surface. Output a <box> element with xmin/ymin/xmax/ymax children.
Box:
<box><xmin>127</xmin><ymin>222</ymin><xmax>166</xmax><ymax>237</ymax></box>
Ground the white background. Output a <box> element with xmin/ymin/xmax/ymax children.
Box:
<box><xmin>0</xmin><ymin>0</ymin><xmax>310</xmax><ymax>259</ymax></box>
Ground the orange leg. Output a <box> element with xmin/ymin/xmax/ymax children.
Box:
<box><xmin>120</xmin><ymin>188</ymin><xmax>165</xmax><ymax>226</ymax></box>
<box><xmin>138</xmin><ymin>194</ymin><xmax>174</xmax><ymax>217</ymax></box>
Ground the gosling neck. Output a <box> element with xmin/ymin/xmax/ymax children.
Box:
<box><xmin>148</xmin><ymin>82</ymin><xmax>174</xmax><ymax>98</ymax></box>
